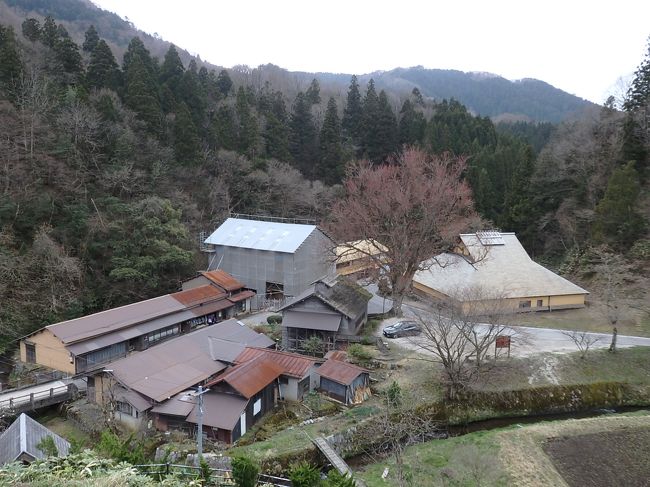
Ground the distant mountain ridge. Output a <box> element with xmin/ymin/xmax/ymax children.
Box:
<box><xmin>0</xmin><ymin>0</ymin><xmax>597</xmax><ymax>122</ymax></box>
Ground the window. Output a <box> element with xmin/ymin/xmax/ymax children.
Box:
<box><xmin>518</xmin><ymin>300</ymin><xmax>532</xmax><ymax>309</ymax></box>
<box><xmin>537</xmin><ymin>299</ymin><xmax>543</xmax><ymax>307</ymax></box>
<box><xmin>144</xmin><ymin>325</ymin><xmax>180</xmax><ymax>346</ymax></box>
<box><xmin>116</xmin><ymin>401</ymin><xmax>133</xmax><ymax>416</ymax></box>
<box><xmin>253</xmin><ymin>398</ymin><xmax>261</xmax><ymax>416</ymax></box>
<box><xmin>25</xmin><ymin>343</ymin><xmax>36</xmax><ymax>364</ymax></box>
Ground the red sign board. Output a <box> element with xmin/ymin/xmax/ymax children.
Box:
<box><xmin>495</xmin><ymin>336</ymin><xmax>511</xmax><ymax>349</ymax></box>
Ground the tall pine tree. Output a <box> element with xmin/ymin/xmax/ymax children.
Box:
<box><xmin>86</xmin><ymin>39</ymin><xmax>121</xmax><ymax>91</ymax></box>
<box><xmin>318</xmin><ymin>97</ymin><xmax>344</xmax><ymax>184</ymax></box>
<box><xmin>289</xmin><ymin>92</ymin><xmax>317</xmax><ymax>178</ymax></box>
<box><xmin>342</xmin><ymin>75</ymin><xmax>363</xmax><ymax>144</ymax></box>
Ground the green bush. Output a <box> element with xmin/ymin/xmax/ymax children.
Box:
<box><xmin>232</xmin><ymin>455</ymin><xmax>259</xmax><ymax>487</ymax></box>
<box><xmin>267</xmin><ymin>314</ymin><xmax>283</xmax><ymax>325</ymax></box>
<box><xmin>324</xmin><ymin>470</ymin><xmax>356</xmax><ymax>487</ymax></box>
<box><xmin>289</xmin><ymin>461</ymin><xmax>321</xmax><ymax>487</ymax></box>
<box><xmin>348</xmin><ymin>343</ymin><xmax>373</xmax><ymax>363</ymax></box>
<box><xmin>36</xmin><ymin>435</ymin><xmax>58</xmax><ymax>457</ymax></box>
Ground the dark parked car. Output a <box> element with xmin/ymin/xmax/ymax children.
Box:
<box><xmin>382</xmin><ymin>320</ymin><xmax>421</xmax><ymax>338</ymax></box>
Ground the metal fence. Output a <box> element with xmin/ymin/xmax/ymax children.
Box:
<box><xmin>0</xmin><ymin>383</ymin><xmax>75</xmax><ymax>414</ymax></box>
<box><xmin>133</xmin><ymin>463</ymin><xmax>291</xmax><ymax>486</ymax></box>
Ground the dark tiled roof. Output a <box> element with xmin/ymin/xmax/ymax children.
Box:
<box><xmin>279</xmin><ymin>278</ymin><xmax>371</xmax><ymax>320</ymax></box>
<box><xmin>317</xmin><ymin>359</ymin><xmax>368</xmax><ymax>386</ymax></box>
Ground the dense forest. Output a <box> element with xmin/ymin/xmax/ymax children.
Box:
<box><xmin>0</xmin><ymin>0</ymin><xmax>596</xmax><ymax>123</ymax></box>
<box><xmin>0</xmin><ymin>9</ymin><xmax>648</xmax><ymax>352</ymax></box>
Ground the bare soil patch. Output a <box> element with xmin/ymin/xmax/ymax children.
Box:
<box><xmin>543</xmin><ymin>427</ymin><xmax>650</xmax><ymax>487</ymax></box>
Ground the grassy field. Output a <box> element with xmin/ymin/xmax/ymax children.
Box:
<box><xmin>517</xmin><ymin>303</ymin><xmax>650</xmax><ymax>337</ymax></box>
<box><xmin>38</xmin><ymin>411</ymin><xmax>93</xmax><ymax>449</ymax></box>
<box><xmin>356</xmin><ymin>410</ymin><xmax>650</xmax><ymax>486</ymax></box>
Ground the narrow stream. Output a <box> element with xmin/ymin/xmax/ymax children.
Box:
<box><xmin>346</xmin><ymin>406</ymin><xmax>648</xmax><ymax>467</ymax></box>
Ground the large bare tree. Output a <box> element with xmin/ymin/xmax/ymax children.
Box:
<box><xmin>326</xmin><ymin>148</ymin><xmax>477</xmax><ymax>315</ymax></box>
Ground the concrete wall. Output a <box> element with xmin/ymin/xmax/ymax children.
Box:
<box><xmin>20</xmin><ymin>329</ymin><xmax>75</xmax><ymax>374</ymax></box>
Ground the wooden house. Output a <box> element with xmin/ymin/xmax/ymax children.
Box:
<box><xmin>316</xmin><ymin>359</ymin><xmax>370</xmax><ymax>405</ymax></box>
<box><xmin>278</xmin><ymin>277</ymin><xmax>371</xmax><ymax>353</ymax></box>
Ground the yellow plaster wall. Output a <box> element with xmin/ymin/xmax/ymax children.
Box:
<box><xmin>20</xmin><ymin>329</ymin><xmax>75</xmax><ymax>374</ymax></box>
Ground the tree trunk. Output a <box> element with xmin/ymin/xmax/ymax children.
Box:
<box><xmin>609</xmin><ymin>327</ymin><xmax>618</xmax><ymax>352</ymax></box>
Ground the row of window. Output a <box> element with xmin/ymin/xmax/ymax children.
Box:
<box><xmin>144</xmin><ymin>325</ymin><xmax>180</xmax><ymax>345</ymax></box>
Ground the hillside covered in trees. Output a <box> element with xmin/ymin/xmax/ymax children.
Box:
<box><xmin>0</xmin><ymin>0</ymin><xmax>596</xmax><ymax>123</ymax></box>
<box><xmin>0</xmin><ymin>7</ymin><xmax>648</xmax><ymax>353</ymax></box>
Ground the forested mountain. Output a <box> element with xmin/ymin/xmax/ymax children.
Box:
<box><xmin>0</xmin><ymin>0</ymin><xmax>595</xmax><ymax>123</ymax></box>
<box><xmin>0</xmin><ymin>4</ymin><xmax>648</xmax><ymax>354</ymax></box>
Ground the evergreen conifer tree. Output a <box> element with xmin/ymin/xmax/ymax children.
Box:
<box><xmin>0</xmin><ymin>26</ymin><xmax>22</xmax><ymax>93</ymax></box>
<box><xmin>289</xmin><ymin>92</ymin><xmax>317</xmax><ymax>178</ymax></box>
<box><xmin>361</xmin><ymin>79</ymin><xmax>380</xmax><ymax>160</ymax></box>
<box><xmin>211</xmin><ymin>104</ymin><xmax>237</xmax><ymax>150</ymax></box>
<box><xmin>624</xmin><ymin>37</ymin><xmax>650</xmax><ymax>111</ymax></box>
<box><xmin>593</xmin><ymin>161</ymin><xmax>644</xmax><ymax>246</ymax></box>
<box><xmin>398</xmin><ymin>99</ymin><xmax>425</xmax><ymax>147</ymax></box>
<box><xmin>86</xmin><ymin>39</ymin><xmax>121</xmax><ymax>91</ymax></box>
<box><xmin>236</xmin><ymin>86</ymin><xmax>259</xmax><ymax>155</ymax></box>
<box><xmin>41</xmin><ymin>15</ymin><xmax>58</xmax><ymax>48</ymax></box>
<box><xmin>319</xmin><ymin>97</ymin><xmax>344</xmax><ymax>184</ymax></box>
<box><xmin>82</xmin><ymin>25</ymin><xmax>99</xmax><ymax>53</ymax></box>
<box><xmin>21</xmin><ymin>18</ymin><xmax>41</xmax><ymax>42</ymax></box>
<box><xmin>262</xmin><ymin>92</ymin><xmax>290</xmax><ymax>161</ymax></box>
<box><xmin>374</xmin><ymin>90</ymin><xmax>398</xmax><ymax>161</ymax></box>
<box><xmin>216</xmin><ymin>69</ymin><xmax>233</xmax><ymax>97</ymax></box>
<box><xmin>173</xmin><ymin>102</ymin><xmax>201</xmax><ymax>165</ymax></box>
<box><xmin>342</xmin><ymin>75</ymin><xmax>363</xmax><ymax>143</ymax></box>
<box><xmin>305</xmin><ymin>78</ymin><xmax>321</xmax><ymax>105</ymax></box>
<box><xmin>160</xmin><ymin>45</ymin><xmax>184</xmax><ymax>96</ymax></box>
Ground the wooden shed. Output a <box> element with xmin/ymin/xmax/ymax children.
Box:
<box><xmin>316</xmin><ymin>359</ymin><xmax>370</xmax><ymax>405</ymax></box>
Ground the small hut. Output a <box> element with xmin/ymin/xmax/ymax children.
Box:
<box><xmin>0</xmin><ymin>413</ymin><xmax>70</xmax><ymax>465</ymax></box>
<box><xmin>316</xmin><ymin>359</ymin><xmax>370</xmax><ymax>405</ymax></box>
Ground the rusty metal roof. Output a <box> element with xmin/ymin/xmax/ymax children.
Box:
<box><xmin>324</xmin><ymin>350</ymin><xmax>348</xmax><ymax>362</ymax></box>
<box><xmin>105</xmin><ymin>319</ymin><xmax>273</xmax><ymax>402</ymax></box>
<box><xmin>235</xmin><ymin>347</ymin><xmax>317</xmax><ymax>378</ymax></box>
<box><xmin>317</xmin><ymin>359</ymin><xmax>368</xmax><ymax>386</ymax></box>
<box><xmin>171</xmin><ymin>285</ymin><xmax>227</xmax><ymax>306</ymax></box>
<box><xmin>201</xmin><ymin>270</ymin><xmax>245</xmax><ymax>291</ymax></box>
<box><xmin>207</xmin><ymin>355</ymin><xmax>283</xmax><ymax>399</ymax></box>
<box><xmin>228</xmin><ymin>289</ymin><xmax>256</xmax><ymax>303</ymax></box>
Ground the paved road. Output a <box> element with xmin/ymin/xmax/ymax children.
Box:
<box><xmin>377</xmin><ymin>304</ymin><xmax>650</xmax><ymax>357</ymax></box>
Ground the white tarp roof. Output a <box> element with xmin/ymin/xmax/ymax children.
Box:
<box><xmin>413</xmin><ymin>232</ymin><xmax>588</xmax><ymax>300</ymax></box>
<box><xmin>204</xmin><ymin>218</ymin><xmax>317</xmax><ymax>254</ymax></box>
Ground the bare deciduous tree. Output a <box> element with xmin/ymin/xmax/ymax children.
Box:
<box><xmin>411</xmin><ymin>287</ymin><xmax>518</xmax><ymax>399</ymax></box>
<box><xmin>327</xmin><ymin>148</ymin><xmax>479</xmax><ymax>315</ymax></box>
<box><xmin>561</xmin><ymin>330</ymin><xmax>600</xmax><ymax>359</ymax></box>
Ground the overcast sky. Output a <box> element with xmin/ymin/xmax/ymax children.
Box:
<box><xmin>92</xmin><ymin>0</ymin><xmax>649</xmax><ymax>104</ymax></box>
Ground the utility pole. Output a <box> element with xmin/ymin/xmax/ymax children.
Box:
<box><xmin>183</xmin><ymin>386</ymin><xmax>210</xmax><ymax>465</ymax></box>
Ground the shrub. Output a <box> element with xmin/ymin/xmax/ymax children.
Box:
<box><xmin>348</xmin><ymin>343</ymin><xmax>372</xmax><ymax>363</ymax></box>
<box><xmin>304</xmin><ymin>336</ymin><xmax>324</xmax><ymax>357</ymax></box>
<box><xmin>267</xmin><ymin>314</ymin><xmax>283</xmax><ymax>325</ymax></box>
<box><xmin>324</xmin><ymin>470</ymin><xmax>356</xmax><ymax>487</ymax></box>
<box><xmin>232</xmin><ymin>455</ymin><xmax>259</xmax><ymax>487</ymax></box>
<box><xmin>289</xmin><ymin>461</ymin><xmax>321</xmax><ymax>487</ymax></box>
<box><xmin>360</xmin><ymin>335</ymin><xmax>374</xmax><ymax>346</ymax></box>
<box><xmin>36</xmin><ymin>435</ymin><xmax>58</xmax><ymax>457</ymax></box>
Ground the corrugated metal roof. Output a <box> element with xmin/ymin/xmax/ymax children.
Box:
<box><xmin>48</xmin><ymin>295</ymin><xmax>185</xmax><ymax>344</ymax></box>
<box><xmin>413</xmin><ymin>233</ymin><xmax>589</xmax><ymax>300</ymax></box>
<box><xmin>317</xmin><ymin>359</ymin><xmax>368</xmax><ymax>386</ymax></box>
<box><xmin>324</xmin><ymin>350</ymin><xmax>348</xmax><ymax>362</ymax></box>
<box><xmin>105</xmin><ymin>320</ymin><xmax>274</xmax><ymax>402</ymax></box>
<box><xmin>151</xmin><ymin>391</ymin><xmax>196</xmax><ymax>417</ymax></box>
<box><xmin>228</xmin><ymin>290</ymin><xmax>256</xmax><ymax>303</ymax></box>
<box><xmin>282</xmin><ymin>310</ymin><xmax>341</xmax><ymax>332</ymax></box>
<box><xmin>171</xmin><ymin>285</ymin><xmax>227</xmax><ymax>306</ymax></box>
<box><xmin>204</xmin><ymin>218</ymin><xmax>317</xmax><ymax>254</ymax></box>
<box><xmin>115</xmin><ymin>387</ymin><xmax>151</xmax><ymax>412</ymax></box>
<box><xmin>207</xmin><ymin>355</ymin><xmax>283</xmax><ymax>399</ymax></box>
<box><xmin>67</xmin><ymin>309</ymin><xmax>196</xmax><ymax>355</ymax></box>
<box><xmin>185</xmin><ymin>392</ymin><xmax>248</xmax><ymax>430</ymax></box>
<box><xmin>235</xmin><ymin>347</ymin><xmax>317</xmax><ymax>378</ymax></box>
<box><xmin>0</xmin><ymin>413</ymin><xmax>70</xmax><ymax>465</ymax></box>
<box><xmin>208</xmin><ymin>338</ymin><xmax>246</xmax><ymax>363</ymax></box>
<box><xmin>201</xmin><ymin>270</ymin><xmax>245</xmax><ymax>291</ymax></box>
<box><xmin>189</xmin><ymin>299</ymin><xmax>234</xmax><ymax>317</ymax></box>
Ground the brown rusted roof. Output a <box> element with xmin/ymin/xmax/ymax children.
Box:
<box><xmin>228</xmin><ymin>290</ymin><xmax>256</xmax><ymax>303</ymax></box>
<box><xmin>189</xmin><ymin>299</ymin><xmax>234</xmax><ymax>317</ymax></box>
<box><xmin>201</xmin><ymin>270</ymin><xmax>244</xmax><ymax>292</ymax></box>
<box><xmin>207</xmin><ymin>355</ymin><xmax>283</xmax><ymax>399</ymax></box>
<box><xmin>235</xmin><ymin>347</ymin><xmax>317</xmax><ymax>378</ymax></box>
<box><xmin>317</xmin><ymin>359</ymin><xmax>368</xmax><ymax>386</ymax></box>
<box><xmin>324</xmin><ymin>350</ymin><xmax>348</xmax><ymax>362</ymax></box>
<box><xmin>171</xmin><ymin>285</ymin><xmax>227</xmax><ymax>307</ymax></box>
